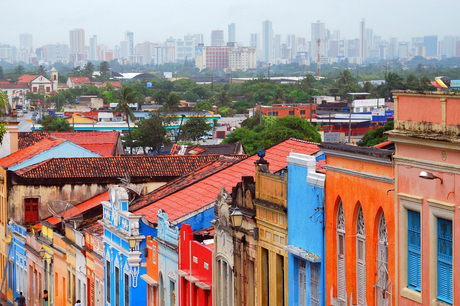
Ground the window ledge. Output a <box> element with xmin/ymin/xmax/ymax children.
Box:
<box><xmin>431</xmin><ymin>299</ymin><xmax>451</xmax><ymax>306</ymax></box>
<box><xmin>401</xmin><ymin>287</ymin><xmax>422</xmax><ymax>303</ymax></box>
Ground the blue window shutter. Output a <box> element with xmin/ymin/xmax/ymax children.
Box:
<box><xmin>437</xmin><ymin>218</ymin><xmax>453</xmax><ymax>304</ymax></box>
<box><xmin>407</xmin><ymin>210</ymin><xmax>421</xmax><ymax>291</ymax></box>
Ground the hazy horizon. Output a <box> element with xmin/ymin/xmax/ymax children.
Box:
<box><xmin>1</xmin><ymin>0</ymin><xmax>459</xmax><ymax>49</ymax></box>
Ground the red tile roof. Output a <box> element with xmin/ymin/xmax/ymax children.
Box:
<box><xmin>69</xmin><ymin>77</ymin><xmax>90</xmax><ymax>83</ymax></box>
<box><xmin>108</xmin><ymin>81</ymin><xmax>121</xmax><ymax>88</ymax></box>
<box><xmin>132</xmin><ymin>138</ymin><xmax>320</xmax><ymax>224</ymax></box>
<box><xmin>0</xmin><ymin>82</ymin><xmax>30</xmax><ymax>89</ymax></box>
<box><xmin>19</xmin><ymin>131</ymin><xmax>120</xmax><ymax>156</ymax></box>
<box><xmin>129</xmin><ymin>156</ymin><xmax>242</xmax><ymax>211</ymax></box>
<box><xmin>82</xmin><ymin>219</ymin><xmax>104</xmax><ymax>235</ymax></box>
<box><xmin>17</xmin><ymin>75</ymin><xmax>39</xmax><ymax>83</ymax></box>
<box><xmin>170</xmin><ymin>143</ymin><xmax>245</xmax><ymax>156</ymax></box>
<box><xmin>14</xmin><ymin>155</ymin><xmax>223</xmax><ymax>179</ymax></box>
<box><xmin>39</xmin><ymin>191</ymin><xmax>109</xmax><ymax>226</ymax></box>
<box><xmin>0</xmin><ymin>137</ymin><xmax>64</xmax><ymax>168</ymax></box>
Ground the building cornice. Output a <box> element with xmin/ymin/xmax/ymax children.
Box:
<box><xmin>324</xmin><ymin>165</ymin><xmax>394</xmax><ymax>184</ymax></box>
<box><xmin>321</xmin><ymin>148</ymin><xmax>393</xmax><ymax>166</ymax></box>
<box><xmin>394</xmin><ymin>155</ymin><xmax>460</xmax><ymax>175</ymax></box>
<box><xmin>388</xmin><ymin>133</ymin><xmax>460</xmax><ymax>150</ymax></box>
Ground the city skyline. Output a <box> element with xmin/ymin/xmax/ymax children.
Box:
<box><xmin>1</xmin><ymin>0</ymin><xmax>459</xmax><ymax>49</ymax></box>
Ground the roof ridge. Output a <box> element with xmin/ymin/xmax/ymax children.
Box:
<box><xmin>130</xmin><ymin>156</ymin><xmax>243</xmax><ymax>212</ymax></box>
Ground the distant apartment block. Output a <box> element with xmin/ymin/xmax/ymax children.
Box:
<box><xmin>228</xmin><ymin>23</ymin><xmax>236</xmax><ymax>43</ymax></box>
<box><xmin>195</xmin><ymin>43</ymin><xmax>256</xmax><ymax>71</ymax></box>
<box><xmin>211</xmin><ymin>30</ymin><xmax>224</xmax><ymax>46</ymax></box>
<box><xmin>256</xmin><ymin>104</ymin><xmax>317</xmax><ymax>119</ymax></box>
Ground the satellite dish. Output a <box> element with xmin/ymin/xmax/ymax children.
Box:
<box><xmin>47</xmin><ymin>200</ymin><xmax>84</xmax><ymax>228</ymax></box>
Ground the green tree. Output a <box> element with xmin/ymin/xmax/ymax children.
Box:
<box><xmin>181</xmin><ymin>91</ymin><xmax>200</xmax><ymax>102</ymax></box>
<box><xmin>357</xmin><ymin>121</ymin><xmax>394</xmax><ymax>147</ymax></box>
<box><xmin>40</xmin><ymin>115</ymin><xmax>74</xmax><ymax>132</ymax></box>
<box><xmin>216</xmin><ymin>91</ymin><xmax>231</xmax><ymax>107</ymax></box>
<box><xmin>162</xmin><ymin>93</ymin><xmax>181</xmax><ymax>111</ymax></box>
<box><xmin>179</xmin><ymin>117</ymin><xmax>212</xmax><ymax>142</ymax></box>
<box><xmin>99</xmin><ymin>61</ymin><xmax>110</xmax><ymax>80</ymax></box>
<box><xmin>15</xmin><ymin>65</ymin><xmax>25</xmax><ymax>75</ymax></box>
<box><xmin>84</xmin><ymin>62</ymin><xmax>95</xmax><ymax>79</ymax></box>
<box><xmin>385</xmin><ymin>72</ymin><xmax>404</xmax><ymax>101</ymax></box>
<box><xmin>132</xmin><ymin>113</ymin><xmax>170</xmax><ymax>154</ymax></box>
<box><xmin>193</xmin><ymin>100</ymin><xmax>213</xmax><ymax>111</ymax></box>
<box><xmin>0</xmin><ymin>91</ymin><xmax>8</xmax><ymax>142</ymax></box>
<box><xmin>114</xmin><ymin>87</ymin><xmax>137</xmax><ymax>154</ymax></box>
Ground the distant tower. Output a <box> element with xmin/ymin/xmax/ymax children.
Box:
<box><xmin>262</xmin><ymin>20</ymin><xmax>274</xmax><ymax>63</ymax></box>
<box><xmin>228</xmin><ymin>23</ymin><xmax>236</xmax><ymax>43</ymax></box>
<box><xmin>311</xmin><ymin>20</ymin><xmax>325</xmax><ymax>60</ymax></box>
<box><xmin>211</xmin><ymin>30</ymin><xmax>224</xmax><ymax>46</ymax></box>
<box><xmin>359</xmin><ymin>18</ymin><xmax>366</xmax><ymax>60</ymax></box>
<box><xmin>125</xmin><ymin>31</ymin><xmax>134</xmax><ymax>56</ymax></box>
<box><xmin>50</xmin><ymin>67</ymin><xmax>58</xmax><ymax>91</ymax></box>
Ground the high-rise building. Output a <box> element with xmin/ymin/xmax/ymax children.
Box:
<box><xmin>288</xmin><ymin>34</ymin><xmax>297</xmax><ymax>60</ymax></box>
<box><xmin>457</xmin><ymin>41</ymin><xmax>460</xmax><ymax>58</ymax></box>
<box><xmin>69</xmin><ymin>28</ymin><xmax>85</xmax><ymax>55</ymax></box>
<box><xmin>164</xmin><ymin>37</ymin><xmax>176</xmax><ymax>63</ymax></box>
<box><xmin>423</xmin><ymin>35</ymin><xmax>438</xmax><ymax>57</ymax></box>
<box><xmin>228</xmin><ymin>23</ymin><xmax>236</xmax><ymax>43</ymax></box>
<box><xmin>142</xmin><ymin>41</ymin><xmax>152</xmax><ymax>65</ymax></box>
<box><xmin>46</xmin><ymin>43</ymin><xmax>69</xmax><ymax>63</ymax></box>
<box><xmin>153</xmin><ymin>44</ymin><xmax>164</xmax><ymax>65</ymax></box>
<box><xmin>194</xmin><ymin>34</ymin><xmax>204</xmax><ymax>45</ymax></box>
<box><xmin>311</xmin><ymin>20</ymin><xmax>325</xmax><ymax>61</ymax></box>
<box><xmin>125</xmin><ymin>31</ymin><xmax>134</xmax><ymax>56</ymax></box>
<box><xmin>359</xmin><ymin>18</ymin><xmax>366</xmax><ymax>59</ymax></box>
<box><xmin>19</xmin><ymin>33</ymin><xmax>33</xmax><ymax>53</ymax></box>
<box><xmin>262</xmin><ymin>20</ymin><xmax>273</xmax><ymax>63</ymax></box>
<box><xmin>274</xmin><ymin>34</ymin><xmax>281</xmax><ymax>59</ymax></box>
<box><xmin>389</xmin><ymin>37</ymin><xmax>398</xmax><ymax>59</ymax></box>
<box><xmin>398</xmin><ymin>42</ymin><xmax>409</xmax><ymax>59</ymax></box>
<box><xmin>211</xmin><ymin>30</ymin><xmax>224</xmax><ymax>46</ymax></box>
<box><xmin>120</xmin><ymin>41</ymin><xmax>129</xmax><ymax>59</ymax></box>
<box><xmin>443</xmin><ymin>36</ymin><xmax>459</xmax><ymax>58</ymax></box>
<box><xmin>250</xmin><ymin>33</ymin><xmax>262</xmax><ymax>62</ymax></box>
<box><xmin>89</xmin><ymin>35</ymin><xmax>97</xmax><ymax>61</ymax></box>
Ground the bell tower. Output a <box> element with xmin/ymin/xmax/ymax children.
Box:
<box><xmin>50</xmin><ymin>67</ymin><xmax>58</xmax><ymax>91</ymax></box>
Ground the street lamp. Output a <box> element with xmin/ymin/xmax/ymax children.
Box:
<box><xmin>39</xmin><ymin>247</ymin><xmax>46</xmax><ymax>259</ymax></box>
<box><xmin>419</xmin><ymin>171</ymin><xmax>443</xmax><ymax>184</ymax></box>
<box><xmin>230</xmin><ymin>207</ymin><xmax>258</xmax><ymax>240</ymax></box>
<box><xmin>128</xmin><ymin>234</ymin><xmax>136</xmax><ymax>252</ymax></box>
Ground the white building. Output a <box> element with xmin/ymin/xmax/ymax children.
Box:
<box><xmin>311</xmin><ymin>20</ymin><xmax>326</xmax><ymax>61</ymax></box>
<box><xmin>229</xmin><ymin>46</ymin><xmax>257</xmax><ymax>71</ymax></box>
<box><xmin>262</xmin><ymin>20</ymin><xmax>273</xmax><ymax>63</ymax></box>
<box><xmin>250</xmin><ymin>33</ymin><xmax>262</xmax><ymax>62</ymax></box>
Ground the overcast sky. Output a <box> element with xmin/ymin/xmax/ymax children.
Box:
<box><xmin>1</xmin><ymin>0</ymin><xmax>459</xmax><ymax>49</ymax></box>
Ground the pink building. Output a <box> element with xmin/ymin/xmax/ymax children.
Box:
<box><xmin>388</xmin><ymin>90</ymin><xmax>460</xmax><ymax>306</ymax></box>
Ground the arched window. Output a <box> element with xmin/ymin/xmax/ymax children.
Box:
<box><xmin>337</xmin><ymin>202</ymin><xmax>346</xmax><ymax>305</ymax></box>
<box><xmin>377</xmin><ymin>212</ymin><xmax>389</xmax><ymax>305</ymax></box>
<box><xmin>356</xmin><ymin>206</ymin><xmax>366</xmax><ymax>306</ymax></box>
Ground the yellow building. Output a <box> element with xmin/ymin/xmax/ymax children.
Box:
<box><xmin>255</xmin><ymin>160</ymin><xmax>288</xmax><ymax>305</ymax></box>
<box><xmin>65</xmin><ymin>113</ymin><xmax>97</xmax><ymax>124</ymax></box>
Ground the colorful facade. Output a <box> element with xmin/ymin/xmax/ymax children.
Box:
<box><xmin>143</xmin><ymin>236</ymin><xmax>158</xmax><ymax>306</ymax></box>
<box><xmin>321</xmin><ymin>143</ymin><xmax>395</xmax><ymax>306</ymax></box>
<box><xmin>285</xmin><ymin>152</ymin><xmax>325</xmax><ymax>306</ymax></box>
<box><xmin>388</xmin><ymin>91</ymin><xmax>460</xmax><ymax>306</ymax></box>
<box><xmin>255</xmin><ymin>159</ymin><xmax>289</xmax><ymax>306</ymax></box>
<box><xmin>176</xmin><ymin>224</ymin><xmax>213</xmax><ymax>306</ymax></box>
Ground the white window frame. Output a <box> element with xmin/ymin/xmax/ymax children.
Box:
<box><xmin>337</xmin><ymin>202</ymin><xmax>346</xmax><ymax>305</ymax></box>
<box><xmin>298</xmin><ymin>260</ymin><xmax>306</xmax><ymax>306</ymax></box>
<box><xmin>356</xmin><ymin>206</ymin><xmax>366</xmax><ymax>306</ymax></box>
<box><xmin>398</xmin><ymin>193</ymin><xmax>423</xmax><ymax>304</ymax></box>
<box><xmin>376</xmin><ymin>212</ymin><xmax>390</xmax><ymax>306</ymax></box>
<box><xmin>427</xmin><ymin>199</ymin><xmax>454</xmax><ymax>305</ymax></box>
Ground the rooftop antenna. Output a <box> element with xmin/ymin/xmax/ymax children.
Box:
<box><xmin>118</xmin><ymin>174</ymin><xmax>141</xmax><ymax>204</ymax></box>
<box><xmin>47</xmin><ymin>200</ymin><xmax>84</xmax><ymax>229</ymax></box>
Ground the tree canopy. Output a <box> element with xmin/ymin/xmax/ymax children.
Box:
<box><xmin>179</xmin><ymin>117</ymin><xmax>212</xmax><ymax>142</ymax></box>
<box><xmin>356</xmin><ymin>121</ymin><xmax>394</xmax><ymax>147</ymax></box>
<box><xmin>40</xmin><ymin>115</ymin><xmax>74</xmax><ymax>132</ymax></box>
<box><xmin>223</xmin><ymin>115</ymin><xmax>321</xmax><ymax>154</ymax></box>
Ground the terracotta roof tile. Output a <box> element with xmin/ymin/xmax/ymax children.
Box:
<box><xmin>14</xmin><ymin>155</ymin><xmax>222</xmax><ymax>179</ymax></box>
<box><xmin>0</xmin><ymin>137</ymin><xmax>64</xmax><ymax>168</ymax></box>
<box><xmin>132</xmin><ymin>138</ymin><xmax>320</xmax><ymax>224</ymax></box>
<box><xmin>17</xmin><ymin>75</ymin><xmax>39</xmax><ymax>83</ymax></box>
<box><xmin>0</xmin><ymin>82</ymin><xmax>30</xmax><ymax>89</ymax></box>
<box><xmin>19</xmin><ymin>131</ymin><xmax>119</xmax><ymax>156</ymax></box>
<box><xmin>39</xmin><ymin>191</ymin><xmax>109</xmax><ymax>226</ymax></box>
<box><xmin>170</xmin><ymin>143</ymin><xmax>245</xmax><ymax>156</ymax></box>
<box><xmin>69</xmin><ymin>77</ymin><xmax>90</xmax><ymax>83</ymax></box>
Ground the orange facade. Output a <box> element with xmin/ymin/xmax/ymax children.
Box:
<box><xmin>256</xmin><ymin>104</ymin><xmax>317</xmax><ymax>119</ymax></box>
<box><xmin>145</xmin><ymin>236</ymin><xmax>159</xmax><ymax>306</ymax></box>
<box><xmin>322</xmin><ymin>146</ymin><xmax>395</xmax><ymax>306</ymax></box>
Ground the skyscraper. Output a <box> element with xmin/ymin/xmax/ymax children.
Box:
<box><xmin>228</xmin><ymin>23</ymin><xmax>236</xmax><ymax>43</ymax></box>
<box><xmin>274</xmin><ymin>34</ymin><xmax>281</xmax><ymax>59</ymax></box>
<box><xmin>19</xmin><ymin>33</ymin><xmax>33</xmax><ymax>53</ymax></box>
<box><xmin>311</xmin><ymin>20</ymin><xmax>325</xmax><ymax>60</ymax></box>
<box><xmin>211</xmin><ymin>30</ymin><xmax>224</xmax><ymax>46</ymax></box>
<box><xmin>89</xmin><ymin>35</ymin><xmax>97</xmax><ymax>61</ymax></box>
<box><xmin>359</xmin><ymin>18</ymin><xmax>366</xmax><ymax>59</ymax></box>
<box><xmin>250</xmin><ymin>33</ymin><xmax>262</xmax><ymax>61</ymax></box>
<box><xmin>423</xmin><ymin>35</ymin><xmax>438</xmax><ymax>57</ymax></box>
<box><xmin>69</xmin><ymin>28</ymin><xmax>85</xmax><ymax>54</ymax></box>
<box><xmin>262</xmin><ymin>20</ymin><xmax>273</xmax><ymax>63</ymax></box>
<box><xmin>194</xmin><ymin>34</ymin><xmax>204</xmax><ymax>45</ymax></box>
<box><xmin>125</xmin><ymin>31</ymin><xmax>134</xmax><ymax>56</ymax></box>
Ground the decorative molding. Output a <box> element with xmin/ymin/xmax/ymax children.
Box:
<box><xmin>167</xmin><ymin>270</ymin><xmax>175</xmax><ymax>281</ymax></box>
<box><xmin>427</xmin><ymin>199</ymin><xmax>455</xmax><ymax>212</ymax></box>
<box><xmin>307</xmin><ymin>172</ymin><xmax>325</xmax><ymax>188</ymax></box>
<box><xmin>397</xmin><ymin>193</ymin><xmax>423</xmax><ymax>205</ymax></box>
<box><xmin>378</xmin><ymin>213</ymin><xmax>388</xmax><ymax>243</ymax></box>
<box><xmin>357</xmin><ymin>207</ymin><xmax>365</xmax><ymax>236</ymax></box>
<box><xmin>283</xmin><ymin>245</ymin><xmax>321</xmax><ymax>262</ymax></box>
<box><xmin>321</xmin><ymin>148</ymin><xmax>393</xmax><ymax>166</ymax></box>
<box><xmin>389</xmin><ymin>134</ymin><xmax>460</xmax><ymax>152</ymax></box>
<box><xmin>337</xmin><ymin>203</ymin><xmax>345</xmax><ymax>231</ymax></box>
<box><xmin>325</xmin><ymin>165</ymin><xmax>394</xmax><ymax>184</ymax></box>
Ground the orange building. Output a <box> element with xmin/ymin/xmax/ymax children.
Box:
<box><xmin>321</xmin><ymin>143</ymin><xmax>395</xmax><ymax>306</ymax></box>
<box><xmin>142</xmin><ymin>236</ymin><xmax>159</xmax><ymax>306</ymax></box>
<box><xmin>256</xmin><ymin>103</ymin><xmax>317</xmax><ymax>119</ymax></box>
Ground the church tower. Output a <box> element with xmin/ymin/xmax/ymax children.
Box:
<box><xmin>50</xmin><ymin>67</ymin><xmax>58</xmax><ymax>91</ymax></box>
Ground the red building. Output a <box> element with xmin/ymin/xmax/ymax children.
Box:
<box><xmin>205</xmin><ymin>47</ymin><xmax>229</xmax><ymax>70</ymax></box>
<box><xmin>176</xmin><ymin>224</ymin><xmax>213</xmax><ymax>306</ymax></box>
<box><xmin>256</xmin><ymin>103</ymin><xmax>317</xmax><ymax>119</ymax></box>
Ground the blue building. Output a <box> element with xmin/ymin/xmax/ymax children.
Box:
<box><xmin>100</xmin><ymin>186</ymin><xmax>157</xmax><ymax>306</ymax></box>
<box><xmin>285</xmin><ymin>152</ymin><xmax>326</xmax><ymax>306</ymax></box>
<box><xmin>155</xmin><ymin>210</ymin><xmax>179</xmax><ymax>306</ymax></box>
<box><xmin>6</xmin><ymin>222</ymin><xmax>28</xmax><ymax>303</ymax></box>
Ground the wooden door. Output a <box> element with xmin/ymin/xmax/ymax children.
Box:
<box><xmin>24</xmin><ymin>198</ymin><xmax>39</xmax><ymax>223</ymax></box>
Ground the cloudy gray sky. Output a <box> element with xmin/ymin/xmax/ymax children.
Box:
<box><xmin>1</xmin><ymin>0</ymin><xmax>458</xmax><ymax>48</ymax></box>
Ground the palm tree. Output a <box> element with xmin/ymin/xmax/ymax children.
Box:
<box><xmin>385</xmin><ymin>72</ymin><xmax>404</xmax><ymax>101</ymax></box>
<box><xmin>216</xmin><ymin>91</ymin><xmax>231</xmax><ymax>107</ymax></box>
<box><xmin>272</xmin><ymin>88</ymin><xmax>285</xmax><ymax>104</ymax></box>
<box><xmin>84</xmin><ymin>62</ymin><xmax>95</xmax><ymax>79</ymax></box>
<box><xmin>99</xmin><ymin>61</ymin><xmax>110</xmax><ymax>81</ymax></box>
<box><xmin>162</xmin><ymin>93</ymin><xmax>181</xmax><ymax>111</ymax></box>
<box><xmin>114</xmin><ymin>87</ymin><xmax>137</xmax><ymax>154</ymax></box>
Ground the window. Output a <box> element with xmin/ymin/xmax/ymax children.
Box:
<box><xmin>377</xmin><ymin>213</ymin><xmax>389</xmax><ymax>305</ymax></box>
<box><xmin>261</xmin><ymin>248</ymin><xmax>269</xmax><ymax>305</ymax></box>
<box><xmin>300</xmin><ymin>110</ymin><xmax>306</xmax><ymax>115</ymax></box>
<box><xmin>289</xmin><ymin>111</ymin><xmax>294</xmax><ymax>116</ymax></box>
<box><xmin>170</xmin><ymin>281</ymin><xmax>175</xmax><ymax>306</ymax></box>
<box><xmin>115</xmin><ymin>267</ymin><xmax>119</xmax><ymax>306</ymax></box>
<box><xmin>337</xmin><ymin>202</ymin><xmax>346</xmax><ymax>305</ymax></box>
<box><xmin>298</xmin><ymin>260</ymin><xmax>306</xmax><ymax>306</ymax></box>
<box><xmin>24</xmin><ymin>198</ymin><xmax>39</xmax><ymax>223</ymax></box>
<box><xmin>124</xmin><ymin>273</ymin><xmax>129</xmax><ymax>306</ymax></box>
<box><xmin>408</xmin><ymin>210</ymin><xmax>421</xmax><ymax>291</ymax></box>
<box><xmin>106</xmin><ymin>261</ymin><xmax>111</xmax><ymax>303</ymax></box>
<box><xmin>356</xmin><ymin>206</ymin><xmax>366</xmax><ymax>306</ymax></box>
<box><xmin>310</xmin><ymin>264</ymin><xmax>320</xmax><ymax>306</ymax></box>
<box><xmin>437</xmin><ymin>218</ymin><xmax>452</xmax><ymax>304</ymax></box>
